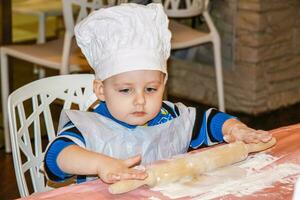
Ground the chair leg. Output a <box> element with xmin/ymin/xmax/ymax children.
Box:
<box><xmin>203</xmin><ymin>11</ymin><xmax>225</xmax><ymax>111</ymax></box>
<box><xmin>212</xmin><ymin>39</ymin><xmax>225</xmax><ymax>112</ymax></box>
<box><xmin>0</xmin><ymin>50</ymin><xmax>12</xmax><ymax>152</ymax></box>
<box><xmin>33</xmin><ymin>65</ymin><xmax>46</xmax><ymax>79</ymax></box>
<box><xmin>36</xmin><ymin>13</ymin><xmax>46</xmax><ymax>79</ymax></box>
<box><xmin>61</xmin><ymin>32</ymin><xmax>73</xmax><ymax>75</ymax></box>
<box><xmin>38</xmin><ymin>67</ymin><xmax>46</xmax><ymax>79</ymax></box>
<box><xmin>37</xmin><ymin>13</ymin><xmax>46</xmax><ymax>44</ymax></box>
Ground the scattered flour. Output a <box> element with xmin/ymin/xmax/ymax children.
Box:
<box><xmin>237</xmin><ymin>153</ymin><xmax>279</xmax><ymax>171</ymax></box>
<box><xmin>151</xmin><ymin>153</ymin><xmax>300</xmax><ymax>200</ymax></box>
<box><xmin>148</xmin><ymin>196</ymin><xmax>161</xmax><ymax>200</ymax></box>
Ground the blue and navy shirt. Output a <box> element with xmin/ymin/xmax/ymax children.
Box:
<box><xmin>44</xmin><ymin>101</ymin><xmax>233</xmax><ymax>183</ymax></box>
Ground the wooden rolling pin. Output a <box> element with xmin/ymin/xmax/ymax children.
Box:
<box><xmin>109</xmin><ymin>138</ymin><xmax>276</xmax><ymax>194</ymax></box>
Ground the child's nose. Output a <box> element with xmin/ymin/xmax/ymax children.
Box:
<box><xmin>134</xmin><ymin>92</ymin><xmax>145</xmax><ymax>106</ymax></box>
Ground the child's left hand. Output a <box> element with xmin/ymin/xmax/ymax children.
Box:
<box><xmin>222</xmin><ymin>118</ymin><xmax>272</xmax><ymax>144</ymax></box>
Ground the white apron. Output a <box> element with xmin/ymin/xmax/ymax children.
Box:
<box><xmin>58</xmin><ymin>102</ymin><xmax>196</xmax><ymax>164</ymax></box>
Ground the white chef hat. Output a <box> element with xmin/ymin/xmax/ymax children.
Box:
<box><xmin>74</xmin><ymin>3</ymin><xmax>171</xmax><ymax>81</ymax></box>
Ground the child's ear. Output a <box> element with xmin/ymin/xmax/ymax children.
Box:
<box><xmin>93</xmin><ymin>80</ymin><xmax>105</xmax><ymax>101</ymax></box>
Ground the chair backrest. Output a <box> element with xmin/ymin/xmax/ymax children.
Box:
<box><xmin>62</xmin><ymin>0</ymin><xmax>111</xmax><ymax>37</ymax></box>
<box><xmin>154</xmin><ymin>0</ymin><xmax>209</xmax><ymax>18</ymax></box>
<box><xmin>61</xmin><ymin>0</ymin><xmax>114</xmax><ymax>74</ymax></box>
<box><xmin>8</xmin><ymin>74</ymin><xmax>96</xmax><ymax>197</ymax></box>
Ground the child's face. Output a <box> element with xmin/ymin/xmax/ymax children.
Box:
<box><xmin>94</xmin><ymin>70</ymin><xmax>165</xmax><ymax>126</ymax></box>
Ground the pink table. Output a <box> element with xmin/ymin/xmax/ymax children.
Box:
<box><xmin>20</xmin><ymin>124</ymin><xmax>300</xmax><ymax>200</ymax></box>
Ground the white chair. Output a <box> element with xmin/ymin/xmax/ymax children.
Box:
<box><xmin>1</xmin><ymin>0</ymin><xmax>110</xmax><ymax>153</ymax></box>
<box><xmin>158</xmin><ymin>0</ymin><xmax>225</xmax><ymax>112</ymax></box>
<box><xmin>8</xmin><ymin>74</ymin><xmax>96</xmax><ymax>197</ymax></box>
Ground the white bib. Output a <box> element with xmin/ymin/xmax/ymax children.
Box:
<box><xmin>58</xmin><ymin>102</ymin><xmax>195</xmax><ymax>164</ymax></box>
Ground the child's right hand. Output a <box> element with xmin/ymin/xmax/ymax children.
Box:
<box><xmin>97</xmin><ymin>155</ymin><xmax>148</xmax><ymax>183</ymax></box>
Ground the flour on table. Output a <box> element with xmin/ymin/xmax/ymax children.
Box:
<box><xmin>151</xmin><ymin>153</ymin><xmax>300</xmax><ymax>200</ymax></box>
<box><xmin>148</xmin><ymin>196</ymin><xmax>161</xmax><ymax>200</ymax></box>
<box><xmin>237</xmin><ymin>153</ymin><xmax>279</xmax><ymax>170</ymax></box>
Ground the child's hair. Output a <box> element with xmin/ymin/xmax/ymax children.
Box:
<box><xmin>74</xmin><ymin>3</ymin><xmax>171</xmax><ymax>81</ymax></box>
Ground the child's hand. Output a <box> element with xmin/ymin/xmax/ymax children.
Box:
<box><xmin>97</xmin><ymin>155</ymin><xmax>148</xmax><ymax>184</ymax></box>
<box><xmin>222</xmin><ymin>118</ymin><xmax>272</xmax><ymax>144</ymax></box>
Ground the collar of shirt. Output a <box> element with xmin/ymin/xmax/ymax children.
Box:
<box><xmin>93</xmin><ymin>101</ymin><xmax>174</xmax><ymax>129</ymax></box>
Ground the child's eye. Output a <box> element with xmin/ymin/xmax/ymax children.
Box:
<box><xmin>145</xmin><ymin>87</ymin><xmax>157</xmax><ymax>93</ymax></box>
<box><xmin>118</xmin><ymin>88</ymin><xmax>131</xmax><ymax>93</ymax></box>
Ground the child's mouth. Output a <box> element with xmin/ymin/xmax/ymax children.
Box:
<box><xmin>132</xmin><ymin>111</ymin><xmax>146</xmax><ymax>116</ymax></box>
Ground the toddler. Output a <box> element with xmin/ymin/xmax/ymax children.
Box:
<box><xmin>44</xmin><ymin>3</ymin><xmax>272</xmax><ymax>185</ymax></box>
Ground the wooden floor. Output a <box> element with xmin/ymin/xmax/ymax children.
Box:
<box><xmin>0</xmin><ymin>151</ymin><xmax>19</xmax><ymax>199</ymax></box>
<box><xmin>1</xmin><ymin>59</ymin><xmax>300</xmax><ymax>199</ymax></box>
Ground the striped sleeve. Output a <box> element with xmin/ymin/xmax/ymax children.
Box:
<box><xmin>189</xmin><ymin>108</ymin><xmax>235</xmax><ymax>150</ymax></box>
<box><xmin>44</xmin><ymin>122</ymin><xmax>86</xmax><ymax>182</ymax></box>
